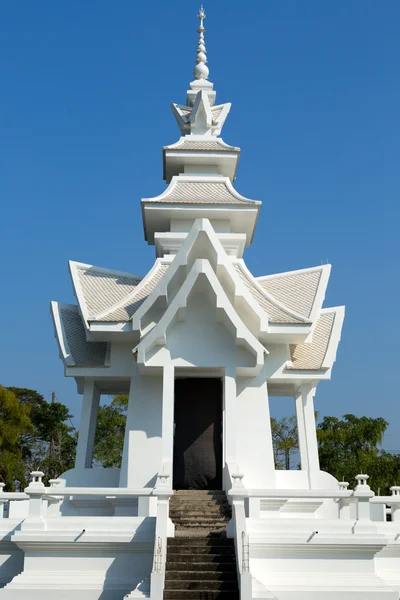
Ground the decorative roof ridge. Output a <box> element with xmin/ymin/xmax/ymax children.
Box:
<box><xmin>141</xmin><ymin>175</ymin><xmax>260</xmax><ymax>206</ymax></box>
<box><xmin>93</xmin><ymin>259</ymin><xmax>170</xmax><ymax>322</ymax></box>
<box><xmin>51</xmin><ymin>301</ymin><xmax>76</xmax><ymax>366</ymax></box>
<box><xmin>233</xmin><ymin>260</ymin><xmax>312</xmax><ymax>324</ymax></box>
<box><xmin>256</xmin><ymin>263</ymin><xmax>330</xmax><ymax>281</ymax></box>
<box><xmin>133</xmin><ymin>258</ymin><xmax>267</xmax><ymax>371</ymax></box>
<box><xmin>164</xmin><ymin>136</ymin><xmax>239</xmax><ymax>152</ymax></box>
<box><xmin>52</xmin><ymin>301</ymin><xmax>79</xmax><ymax>312</ymax></box>
<box><xmin>132</xmin><ymin>218</ymin><xmax>270</xmax><ymax>337</ymax></box>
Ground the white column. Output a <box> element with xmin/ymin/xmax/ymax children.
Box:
<box><xmin>161</xmin><ymin>365</ymin><xmax>175</xmax><ymax>470</ymax></box>
<box><xmin>294</xmin><ymin>390</ymin><xmax>309</xmax><ymax>471</ymax></box>
<box><xmin>75</xmin><ymin>379</ymin><xmax>101</xmax><ymax>470</ymax></box>
<box><xmin>301</xmin><ymin>383</ymin><xmax>320</xmax><ymax>487</ymax></box>
<box><xmin>236</xmin><ymin>369</ymin><xmax>276</xmax><ymax>489</ymax></box>
<box><xmin>119</xmin><ymin>363</ymin><xmax>163</xmax><ymax>489</ymax></box>
<box><xmin>223</xmin><ymin>367</ymin><xmax>237</xmax><ymax>477</ymax></box>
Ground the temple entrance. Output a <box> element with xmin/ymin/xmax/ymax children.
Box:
<box><xmin>173</xmin><ymin>378</ymin><xmax>223</xmax><ymax>490</ymax></box>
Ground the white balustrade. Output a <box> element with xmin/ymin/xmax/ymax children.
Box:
<box><xmin>228</xmin><ymin>467</ymin><xmax>252</xmax><ymax>600</ymax></box>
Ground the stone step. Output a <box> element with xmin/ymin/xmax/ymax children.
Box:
<box><xmin>175</xmin><ymin>529</ymin><xmax>226</xmax><ymax>539</ymax></box>
<box><xmin>165</xmin><ymin>580</ymin><xmax>238</xmax><ymax>591</ymax></box>
<box><xmin>177</xmin><ymin>514</ymin><xmax>228</xmax><ymax>525</ymax></box>
<box><xmin>164</xmin><ymin>590</ymin><xmax>239</xmax><ymax>600</ymax></box>
<box><xmin>173</xmin><ymin>490</ymin><xmax>226</xmax><ymax>495</ymax></box>
<box><xmin>167</xmin><ymin>554</ymin><xmax>236</xmax><ymax>564</ymax></box>
<box><xmin>166</xmin><ymin>561</ymin><xmax>236</xmax><ymax>572</ymax></box>
<box><xmin>170</xmin><ymin>501</ymin><xmax>228</xmax><ymax>508</ymax></box>
<box><xmin>168</xmin><ymin>538</ymin><xmax>234</xmax><ymax>547</ymax></box>
<box><xmin>165</xmin><ymin>570</ymin><xmax>237</xmax><ymax>581</ymax></box>
<box><xmin>169</xmin><ymin>504</ymin><xmax>232</xmax><ymax>517</ymax></box>
<box><xmin>167</xmin><ymin>545</ymin><xmax>235</xmax><ymax>556</ymax></box>
<box><xmin>175</xmin><ymin>528</ymin><xmax>227</xmax><ymax>536</ymax></box>
<box><xmin>170</xmin><ymin>514</ymin><xmax>230</xmax><ymax>522</ymax></box>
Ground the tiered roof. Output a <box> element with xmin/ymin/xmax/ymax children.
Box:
<box><xmin>51</xmin><ymin>8</ymin><xmax>344</xmax><ymax>378</ymax></box>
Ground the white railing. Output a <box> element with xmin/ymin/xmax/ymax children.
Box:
<box><xmin>0</xmin><ymin>487</ymin><xmax>29</xmax><ymax>519</ymax></box>
<box><xmin>227</xmin><ymin>468</ymin><xmax>252</xmax><ymax>600</ymax></box>
<box><xmin>149</xmin><ymin>471</ymin><xmax>174</xmax><ymax>600</ymax></box>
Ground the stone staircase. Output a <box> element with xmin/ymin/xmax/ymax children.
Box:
<box><xmin>164</xmin><ymin>490</ymin><xmax>239</xmax><ymax>599</ymax></box>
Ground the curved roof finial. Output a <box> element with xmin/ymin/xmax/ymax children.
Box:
<box><xmin>193</xmin><ymin>5</ymin><xmax>209</xmax><ymax>80</ymax></box>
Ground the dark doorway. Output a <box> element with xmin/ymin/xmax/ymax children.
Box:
<box><xmin>173</xmin><ymin>378</ymin><xmax>223</xmax><ymax>490</ymax></box>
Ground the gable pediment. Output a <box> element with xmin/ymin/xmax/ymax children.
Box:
<box><xmin>134</xmin><ymin>259</ymin><xmax>267</xmax><ymax>376</ymax></box>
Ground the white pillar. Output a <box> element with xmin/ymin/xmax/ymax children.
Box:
<box><xmin>119</xmin><ymin>364</ymin><xmax>163</xmax><ymax>489</ymax></box>
<box><xmin>75</xmin><ymin>380</ymin><xmax>100</xmax><ymax>470</ymax></box>
<box><xmin>161</xmin><ymin>365</ymin><xmax>175</xmax><ymax>469</ymax></box>
<box><xmin>301</xmin><ymin>383</ymin><xmax>320</xmax><ymax>487</ymax></box>
<box><xmin>294</xmin><ymin>390</ymin><xmax>309</xmax><ymax>471</ymax></box>
<box><xmin>236</xmin><ymin>369</ymin><xmax>276</xmax><ymax>489</ymax></box>
<box><xmin>223</xmin><ymin>367</ymin><xmax>237</xmax><ymax>484</ymax></box>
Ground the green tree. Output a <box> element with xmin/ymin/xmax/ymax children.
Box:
<box><xmin>0</xmin><ymin>386</ymin><xmax>33</xmax><ymax>490</ymax></box>
<box><xmin>93</xmin><ymin>395</ymin><xmax>128</xmax><ymax>468</ymax></box>
<box><xmin>271</xmin><ymin>416</ymin><xmax>299</xmax><ymax>470</ymax></box>
<box><xmin>7</xmin><ymin>388</ymin><xmax>77</xmax><ymax>484</ymax></box>
<box><xmin>317</xmin><ymin>414</ymin><xmax>399</xmax><ymax>494</ymax></box>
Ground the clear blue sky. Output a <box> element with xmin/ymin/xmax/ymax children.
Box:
<box><xmin>0</xmin><ymin>2</ymin><xmax>398</xmax><ymax>450</ymax></box>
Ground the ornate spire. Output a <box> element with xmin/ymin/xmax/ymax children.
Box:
<box><xmin>193</xmin><ymin>6</ymin><xmax>209</xmax><ymax>81</ymax></box>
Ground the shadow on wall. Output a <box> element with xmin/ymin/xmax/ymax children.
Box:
<box><xmin>0</xmin><ymin>537</ymin><xmax>24</xmax><ymax>589</ymax></box>
<box><xmin>98</xmin><ymin>518</ymin><xmax>154</xmax><ymax>600</ymax></box>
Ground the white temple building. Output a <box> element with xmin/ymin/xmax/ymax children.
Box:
<box><xmin>1</xmin><ymin>7</ymin><xmax>400</xmax><ymax>600</ymax></box>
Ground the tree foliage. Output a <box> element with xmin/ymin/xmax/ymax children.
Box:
<box><xmin>0</xmin><ymin>386</ymin><xmax>33</xmax><ymax>490</ymax></box>
<box><xmin>2</xmin><ymin>387</ymin><xmax>76</xmax><ymax>488</ymax></box>
<box><xmin>271</xmin><ymin>416</ymin><xmax>299</xmax><ymax>470</ymax></box>
<box><xmin>317</xmin><ymin>414</ymin><xmax>400</xmax><ymax>494</ymax></box>
<box><xmin>93</xmin><ymin>395</ymin><xmax>128</xmax><ymax>468</ymax></box>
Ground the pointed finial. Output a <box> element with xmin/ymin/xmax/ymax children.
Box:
<box><xmin>193</xmin><ymin>5</ymin><xmax>209</xmax><ymax>80</ymax></box>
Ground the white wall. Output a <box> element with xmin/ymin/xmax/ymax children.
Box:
<box><xmin>119</xmin><ymin>362</ymin><xmax>163</xmax><ymax>488</ymax></box>
<box><xmin>236</xmin><ymin>367</ymin><xmax>276</xmax><ymax>489</ymax></box>
<box><xmin>147</xmin><ymin>292</ymin><xmax>255</xmax><ymax>369</ymax></box>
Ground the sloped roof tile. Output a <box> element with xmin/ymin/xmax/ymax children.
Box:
<box><xmin>73</xmin><ymin>263</ymin><xmax>141</xmax><ymax>320</ymax></box>
<box><xmin>59</xmin><ymin>306</ymin><xmax>108</xmax><ymax>367</ymax></box>
<box><xmin>258</xmin><ymin>270</ymin><xmax>321</xmax><ymax>320</ymax></box>
<box><xmin>288</xmin><ymin>311</ymin><xmax>336</xmax><ymax>370</ymax></box>
<box><xmin>234</xmin><ymin>264</ymin><xmax>306</xmax><ymax>324</ymax></box>
<box><xmin>143</xmin><ymin>179</ymin><xmax>256</xmax><ymax>206</ymax></box>
<box><xmin>99</xmin><ymin>263</ymin><xmax>170</xmax><ymax>322</ymax></box>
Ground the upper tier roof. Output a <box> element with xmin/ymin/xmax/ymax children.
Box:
<box><xmin>163</xmin><ymin>137</ymin><xmax>240</xmax><ymax>183</ymax></box>
<box><xmin>69</xmin><ymin>259</ymin><xmax>169</xmax><ymax>325</ymax></box>
<box><xmin>256</xmin><ymin>265</ymin><xmax>330</xmax><ymax>322</ymax></box>
<box><xmin>164</xmin><ymin>138</ymin><xmax>239</xmax><ymax>152</ymax></box>
<box><xmin>51</xmin><ymin>303</ymin><xmax>109</xmax><ymax>367</ymax></box>
<box><xmin>69</xmin><ymin>261</ymin><xmax>142</xmax><ymax>325</ymax></box>
<box><xmin>288</xmin><ymin>307</ymin><xmax>344</xmax><ymax>371</ymax></box>
<box><xmin>143</xmin><ymin>177</ymin><xmax>256</xmax><ymax>206</ymax></box>
<box><xmin>233</xmin><ymin>263</ymin><xmax>310</xmax><ymax>325</ymax></box>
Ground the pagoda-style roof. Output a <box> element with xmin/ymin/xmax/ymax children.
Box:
<box><xmin>69</xmin><ymin>261</ymin><xmax>141</xmax><ymax>325</ymax></box>
<box><xmin>69</xmin><ymin>259</ymin><xmax>169</xmax><ymax>326</ymax></box>
<box><xmin>51</xmin><ymin>303</ymin><xmax>109</xmax><ymax>368</ymax></box>
<box><xmin>164</xmin><ymin>137</ymin><xmax>239</xmax><ymax>153</ymax></box>
<box><xmin>287</xmin><ymin>307</ymin><xmax>344</xmax><ymax>371</ymax></box>
<box><xmin>51</xmin><ymin>219</ymin><xmax>344</xmax><ymax>378</ymax></box>
<box><xmin>99</xmin><ymin>262</ymin><xmax>169</xmax><ymax>322</ymax></box>
<box><xmin>171</xmin><ymin>102</ymin><xmax>231</xmax><ymax>136</ymax></box>
<box><xmin>163</xmin><ymin>137</ymin><xmax>240</xmax><ymax>183</ymax></box>
<box><xmin>233</xmin><ymin>262</ymin><xmax>311</xmax><ymax>325</ymax></box>
<box><xmin>256</xmin><ymin>265</ymin><xmax>330</xmax><ymax>322</ymax></box>
<box><xmin>142</xmin><ymin>176</ymin><xmax>261</xmax><ymax>246</ymax></box>
<box><xmin>143</xmin><ymin>176</ymin><xmax>256</xmax><ymax>206</ymax></box>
